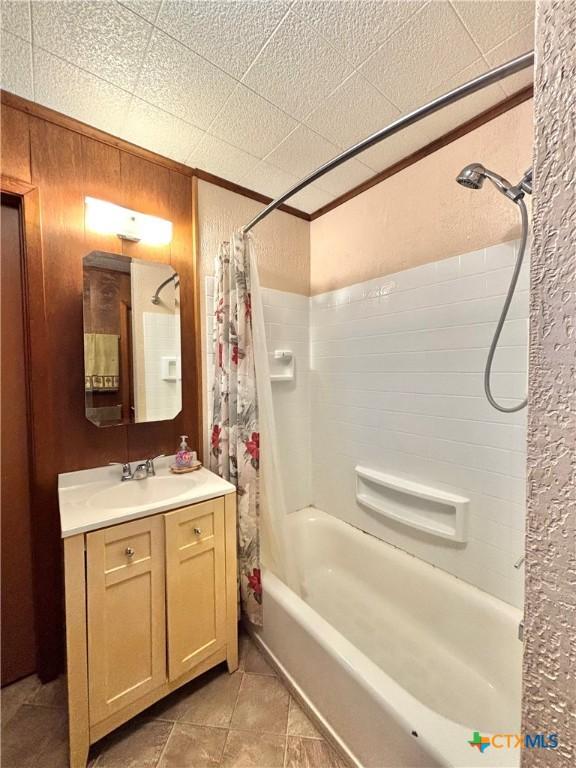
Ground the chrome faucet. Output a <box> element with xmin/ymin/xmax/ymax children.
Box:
<box><xmin>514</xmin><ymin>555</ymin><xmax>525</xmax><ymax>569</ymax></box>
<box><xmin>146</xmin><ymin>455</ymin><xmax>165</xmax><ymax>477</ymax></box>
<box><xmin>132</xmin><ymin>462</ymin><xmax>149</xmax><ymax>480</ymax></box>
<box><xmin>109</xmin><ymin>462</ymin><xmax>133</xmax><ymax>482</ymax></box>
<box><xmin>109</xmin><ymin>454</ymin><xmax>164</xmax><ymax>481</ymax></box>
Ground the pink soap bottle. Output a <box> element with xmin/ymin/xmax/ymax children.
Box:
<box><xmin>175</xmin><ymin>435</ymin><xmax>193</xmax><ymax>468</ymax></box>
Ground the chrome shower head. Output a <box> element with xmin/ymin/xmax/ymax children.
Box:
<box><xmin>456</xmin><ymin>162</ymin><xmax>532</xmax><ymax>202</ymax></box>
<box><xmin>456</xmin><ymin>163</ymin><xmax>486</xmax><ymax>190</ymax></box>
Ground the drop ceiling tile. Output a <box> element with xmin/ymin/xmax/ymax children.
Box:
<box><xmin>119</xmin><ymin>98</ymin><xmax>205</xmax><ymax>163</ymax></box>
<box><xmin>242</xmin><ymin>10</ymin><xmax>353</xmax><ymax>121</ymax></box>
<box><xmin>1</xmin><ymin>0</ymin><xmax>535</xmax><ymax>216</ymax></box>
<box><xmin>156</xmin><ymin>1</ymin><xmax>289</xmax><ymax>80</ymax></box>
<box><xmin>31</xmin><ymin>0</ymin><xmax>152</xmax><ymax>91</ymax></box>
<box><xmin>292</xmin><ymin>0</ymin><xmax>425</xmax><ymax>69</ymax></box>
<box><xmin>305</xmin><ymin>72</ymin><xmax>400</xmax><ymax>150</ymax></box>
<box><xmin>241</xmin><ymin>161</ymin><xmax>299</xmax><ymax>199</ymax></box>
<box><xmin>1</xmin><ymin>0</ymin><xmax>31</xmax><ymax>40</ymax></box>
<box><xmin>485</xmin><ymin>24</ymin><xmax>535</xmax><ymax>96</ymax></box>
<box><xmin>315</xmin><ymin>158</ymin><xmax>374</xmax><ymax>198</ymax></box>
<box><xmin>33</xmin><ymin>48</ymin><xmax>132</xmax><ymax>135</ymax></box>
<box><xmin>289</xmin><ymin>184</ymin><xmax>332</xmax><ymax>214</ymax></box>
<box><xmin>452</xmin><ymin>0</ymin><xmax>534</xmax><ymax>54</ymax></box>
<box><xmin>264</xmin><ymin>124</ymin><xmax>338</xmax><ymax>179</ymax></box>
<box><xmin>359</xmin><ymin>1</ymin><xmax>479</xmax><ymax>112</ymax></box>
<box><xmin>1</xmin><ymin>29</ymin><xmax>33</xmax><ymax>99</ymax></box>
<box><xmin>119</xmin><ymin>1</ymin><xmax>162</xmax><ymax>24</ymax></box>
<box><xmin>135</xmin><ymin>28</ymin><xmax>237</xmax><ymax>129</ymax></box>
<box><xmin>209</xmin><ymin>85</ymin><xmax>297</xmax><ymax>159</ymax></box>
<box><xmin>189</xmin><ymin>133</ymin><xmax>260</xmax><ymax>186</ymax></box>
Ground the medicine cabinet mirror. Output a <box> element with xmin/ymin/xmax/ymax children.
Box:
<box><xmin>83</xmin><ymin>251</ymin><xmax>181</xmax><ymax>427</ymax></box>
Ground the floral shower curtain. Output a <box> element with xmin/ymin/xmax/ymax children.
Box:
<box><xmin>210</xmin><ymin>232</ymin><xmax>262</xmax><ymax>625</ymax></box>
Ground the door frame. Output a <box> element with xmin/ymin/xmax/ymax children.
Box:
<box><xmin>2</xmin><ymin>175</ymin><xmax>59</xmax><ymax>681</ymax></box>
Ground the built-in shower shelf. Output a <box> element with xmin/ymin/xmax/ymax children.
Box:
<box><xmin>270</xmin><ymin>349</ymin><xmax>294</xmax><ymax>381</ymax></box>
<box><xmin>355</xmin><ymin>466</ymin><xmax>469</xmax><ymax>542</ymax></box>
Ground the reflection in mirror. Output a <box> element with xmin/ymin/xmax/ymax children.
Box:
<box><xmin>83</xmin><ymin>251</ymin><xmax>181</xmax><ymax>427</ymax></box>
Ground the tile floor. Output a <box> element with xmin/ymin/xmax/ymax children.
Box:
<box><xmin>1</xmin><ymin>631</ymin><xmax>348</xmax><ymax>768</ymax></box>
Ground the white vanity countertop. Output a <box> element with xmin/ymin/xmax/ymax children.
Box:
<box><xmin>58</xmin><ymin>456</ymin><xmax>236</xmax><ymax>538</ymax></box>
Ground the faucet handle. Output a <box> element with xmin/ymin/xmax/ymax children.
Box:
<box><xmin>109</xmin><ymin>462</ymin><xmax>132</xmax><ymax>481</ymax></box>
<box><xmin>146</xmin><ymin>455</ymin><xmax>165</xmax><ymax>476</ymax></box>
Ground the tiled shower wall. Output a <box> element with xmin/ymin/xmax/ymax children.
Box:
<box><xmin>310</xmin><ymin>241</ymin><xmax>528</xmax><ymax>608</ymax></box>
<box><xmin>204</xmin><ymin>241</ymin><xmax>528</xmax><ymax>608</ymax></box>
<box><xmin>142</xmin><ymin>313</ymin><xmax>181</xmax><ymax>422</ymax></box>
<box><xmin>205</xmin><ymin>279</ymin><xmax>311</xmax><ymax>513</ymax></box>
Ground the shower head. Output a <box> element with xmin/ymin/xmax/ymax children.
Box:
<box><xmin>456</xmin><ymin>160</ymin><xmax>532</xmax><ymax>414</ymax></box>
<box><xmin>456</xmin><ymin>162</ymin><xmax>531</xmax><ymax>202</ymax></box>
<box><xmin>456</xmin><ymin>163</ymin><xmax>486</xmax><ymax>190</ymax></box>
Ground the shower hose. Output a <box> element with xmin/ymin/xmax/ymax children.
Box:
<box><xmin>484</xmin><ymin>197</ymin><xmax>528</xmax><ymax>413</ymax></box>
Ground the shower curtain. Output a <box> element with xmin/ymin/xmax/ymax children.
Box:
<box><xmin>210</xmin><ymin>232</ymin><xmax>289</xmax><ymax>625</ymax></box>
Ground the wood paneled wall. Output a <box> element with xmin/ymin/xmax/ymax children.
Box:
<box><xmin>1</xmin><ymin>102</ymin><xmax>202</xmax><ymax>679</ymax></box>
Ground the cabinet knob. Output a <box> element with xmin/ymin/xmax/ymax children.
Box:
<box><xmin>125</xmin><ymin>546</ymin><xmax>135</xmax><ymax>558</ymax></box>
<box><xmin>193</xmin><ymin>527</ymin><xmax>202</xmax><ymax>535</ymax></box>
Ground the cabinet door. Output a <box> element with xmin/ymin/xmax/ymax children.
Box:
<box><xmin>86</xmin><ymin>516</ymin><xmax>166</xmax><ymax>724</ymax></box>
<box><xmin>164</xmin><ymin>498</ymin><xmax>227</xmax><ymax>681</ymax></box>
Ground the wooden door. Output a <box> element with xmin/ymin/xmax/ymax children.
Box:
<box><xmin>86</xmin><ymin>516</ymin><xmax>166</xmax><ymax>724</ymax></box>
<box><xmin>164</xmin><ymin>499</ymin><xmax>227</xmax><ymax>681</ymax></box>
<box><xmin>1</xmin><ymin>198</ymin><xmax>36</xmax><ymax>685</ymax></box>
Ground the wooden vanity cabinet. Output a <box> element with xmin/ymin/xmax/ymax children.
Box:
<box><xmin>164</xmin><ymin>500</ymin><xmax>227</xmax><ymax>680</ymax></box>
<box><xmin>63</xmin><ymin>493</ymin><xmax>237</xmax><ymax>768</ymax></box>
<box><xmin>86</xmin><ymin>515</ymin><xmax>167</xmax><ymax>724</ymax></box>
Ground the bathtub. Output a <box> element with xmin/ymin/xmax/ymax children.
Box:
<box><xmin>254</xmin><ymin>507</ymin><xmax>523</xmax><ymax>768</ymax></box>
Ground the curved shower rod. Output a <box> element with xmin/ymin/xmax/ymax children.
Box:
<box><xmin>242</xmin><ymin>50</ymin><xmax>534</xmax><ymax>233</ymax></box>
<box><xmin>151</xmin><ymin>273</ymin><xmax>180</xmax><ymax>305</ymax></box>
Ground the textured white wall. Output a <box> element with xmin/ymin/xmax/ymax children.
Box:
<box><xmin>198</xmin><ymin>180</ymin><xmax>310</xmax><ymax>295</ymax></box>
<box><xmin>521</xmin><ymin>3</ymin><xmax>576</xmax><ymax>765</ymax></box>
<box><xmin>310</xmin><ymin>242</ymin><xmax>529</xmax><ymax>607</ymax></box>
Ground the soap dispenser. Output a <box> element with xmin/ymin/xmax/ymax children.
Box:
<box><xmin>175</xmin><ymin>435</ymin><xmax>192</xmax><ymax>468</ymax></box>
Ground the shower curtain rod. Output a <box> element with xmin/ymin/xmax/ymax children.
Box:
<box><xmin>242</xmin><ymin>50</ymin><xmax>534</xmax><ymax>233</ymax></box>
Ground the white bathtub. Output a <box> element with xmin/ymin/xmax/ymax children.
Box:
<box><xmin>254</xmin><ymin>508</ymin><xmax>523</xmax><ymax>768</ymax></box>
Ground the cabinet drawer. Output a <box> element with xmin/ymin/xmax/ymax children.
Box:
<box><xmin>86</xmin><ymin>516</ymin><xmax>166</xmax><ymax>725</ymax></box>
<box><xmin>164</xmin><ymin>499</ymin><xmax>227</xmax><ymax>680</ymax></box>
<box><xmin>175</xmin><ymin>510</ymin><xmax>214</xmax><ymax>552</ymax></box>
<box><xmin>104</xmin><ymin>529</ymin><xmax>152</xmax><ymax>573</ymax></box>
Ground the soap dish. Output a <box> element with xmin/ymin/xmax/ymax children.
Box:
<box><xmin>170</xmin><ymin>462</ymin><xmax>202</xmax><ymax>474</ymax></box>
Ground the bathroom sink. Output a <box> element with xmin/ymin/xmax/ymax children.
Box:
<box><xmin>87</xmin><ymin>475</ymin><xmax>198</xmax><ymax>511</ymax></box>
<box><xmin>58</xmin><ymin>456</ymin><xmax>236</xmax><ymax>537</ymax></box>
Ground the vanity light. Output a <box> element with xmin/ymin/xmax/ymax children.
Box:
<box><xmin>85</xmin><ymin>197</ymin><xmax>172</xmax><ymax>246</ymax></box>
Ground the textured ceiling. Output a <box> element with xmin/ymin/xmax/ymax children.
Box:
<box><xmin>0</xmin><ymin>0</ymin><xmax>534</xmax><ymax>213</ymax></box>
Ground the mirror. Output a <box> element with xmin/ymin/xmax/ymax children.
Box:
<box><xmin>83</xmin><ymin>251</ymin><xmax>181</xmax><ymax>427</ymax></box>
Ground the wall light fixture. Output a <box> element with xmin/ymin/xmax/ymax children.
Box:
<box><xmin>85</xmin><ymin>197</ymin><xmax>172</xmax><ymax>246</ymax></box>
